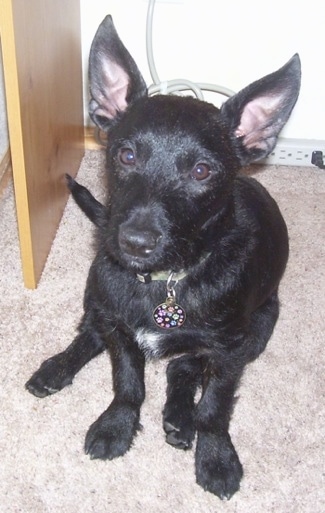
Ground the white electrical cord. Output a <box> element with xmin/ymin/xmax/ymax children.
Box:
<box><xmin>146</xmin><ymin>0</ymin><xmax>235</xmax><ymax>100</ymax></box>
<box><xmin>94</xmin><ymin>0</ymin><xmax>235</xmax><ymax>145</ymax></box>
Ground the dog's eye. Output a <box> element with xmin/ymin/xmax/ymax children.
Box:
<box><xmin>119</xmin><ymin>148</ymin><xmax>136</xmax><ymax>166</ymax></box>
<box><xmin>192</xmin><ymin>163</ymin><xmax>211</xmax><ymax>181</ymax></box>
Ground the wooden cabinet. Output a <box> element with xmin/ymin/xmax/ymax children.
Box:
<box><xmin>0</xmin><ymin>0</ymin><xmax>84</xmax><ymax>288</ymax></box>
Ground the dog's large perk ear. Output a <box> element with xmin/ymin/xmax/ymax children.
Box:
<box><xmin>88</xmin><ymin>15</ymin><xmax>147</xmax><ymax>130</ymax></box>
<box><xmin>220</xmin><ymin>54</ymin><xmax>301</xmax><ymax>165</ymax></box>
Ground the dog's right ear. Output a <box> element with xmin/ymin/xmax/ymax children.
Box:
<box><xmin>220</xmin><ymin>54</ymin><xmax>301</xmax><ymax>165</ymax></box>
<box><xmin>88</xmin><ymin>15</ymin><xmax>147</xmax><ymax>130</ymax></box>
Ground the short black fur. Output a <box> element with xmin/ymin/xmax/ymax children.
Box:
<box><xmin>26</xmin><ymin>15</ymin><xmax>301</xmax><ymax>500</ymax></box>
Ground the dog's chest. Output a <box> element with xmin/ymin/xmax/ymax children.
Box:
<box><xmin>130</xmin><ymin>288</ymin><xmax>183</xmax><ymax>358</ymax></box>
<box><xmin>119</xmin><ymin>281</ymin><xmax>192</xmax><ymax>358</ymax></box>
<box><xmin>132</xmin><ymin>289</ymin><xmax>200</xmax><ymax>359</ymax></box>
<box><xmin>97</xmin><ymin>263</ymin><xmax>203</xmax><ymax>357</ymax></box>
<box><xmin>135</xmin><ymin>328</ymin><xmax>165</xmax><ymax>358</ymax></box>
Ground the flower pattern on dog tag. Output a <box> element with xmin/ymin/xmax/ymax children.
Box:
<box><xmin>153</xmin><ymin>297</ymin><xmax>186</xmax><ymax>329</ymax></box>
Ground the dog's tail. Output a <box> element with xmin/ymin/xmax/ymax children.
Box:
<box><xmin>66</xmin><ymin>174</ymin><xmax>106</xmax><ymax>227</ymax></box>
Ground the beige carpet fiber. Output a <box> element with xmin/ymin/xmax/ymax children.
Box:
<box><xmin>0</xmin><ymin>150</ymin><xmax>324</xmax><ymax>513</ymax></box>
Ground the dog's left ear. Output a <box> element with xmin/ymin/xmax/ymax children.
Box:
<box><xmin>88</xmin><ymin>15</ymin><xmax>147</xmax><ymax>130</ymax></box>
<box><xmin>220</xmin><ymin>54</ymin><xmax>301</xmax><ymax>165</ymax></box>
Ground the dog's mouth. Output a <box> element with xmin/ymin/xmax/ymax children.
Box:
<box><xmin>118</xmin><ymin>227</ymin><xmax>163</xmax><ymax>261</ymax></box>
<box><xmin>115</xmin><ymin>225</ymin><xmax>191</xmax><ymax>276</ymax></box>
<box><xmin>114</xmin><ymin>225</ymin><xmax>162</xmax><ymax>273</ymax></box>
<box><xmin>108</xmin><ymin>206</ymin><xmax>205</xmax><ymax>275</ymax></box>
<box><xmin>115</xmin><ymin>234</ymin><xmax>202</xmax><ymax>278</ymax></box>
<box><xmin>117</xmin><ymin>239</ymin><xmax>171</xmax><ymax>275</ymax></box>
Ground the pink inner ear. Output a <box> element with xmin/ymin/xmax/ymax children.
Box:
<box><xmin>98</xmin><ymin>61</ymin><xmax>129</xmax><ymax>119</ymax></box>
<box><xmin>235</xmin><ymin>95</ymin><xmax>283</xmax><ymax>149</ymax></box>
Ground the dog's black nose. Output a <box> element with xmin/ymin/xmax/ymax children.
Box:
<box><xmin>118</xmin><ymin>227</ymin><xmax>162</xmax><ymax>258</ymax></box>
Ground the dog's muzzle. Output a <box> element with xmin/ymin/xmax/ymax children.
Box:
<box><xmin>118</xmin><ymin>226</ymin><xmax>163</xmax><ymax>259</ymax></box>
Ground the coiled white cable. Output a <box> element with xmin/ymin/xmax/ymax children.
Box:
<box><xmin>94</xmin><ymin>0</ymin><xmax>235</xmax><ymax>145</ymax></box>
<box><xmin>146</xmin><ymin>0</ymin><xmax>235</xmax><ymax>100</ymax></box>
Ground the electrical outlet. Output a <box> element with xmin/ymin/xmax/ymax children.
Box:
<box><xmin>260</xmin><ymin>138</ymin><xmax>325</xmax><ymax>167</ymax></box>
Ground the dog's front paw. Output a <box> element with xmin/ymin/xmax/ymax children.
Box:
<box><xmin>25</xmin><ymin>354</ymin><xmax>73</xmax><ymax>398</ymax></box>
<box><xmin>85</xmin><ymin>402</ymin><xmax>141</xmax><ymax>460</ymax></box>
<box><xmin>163</xmin><ymin>420</ymin><xmax>195</xmax><ymax>450</ymax></box>
<box><xmin>195</xmin><ymin>432</ymin><xmax>243</xmax><ymax>500</ymax></box>
<box><xmin>163</xmin><ymin>404</ymin><xmax>195</xmax><ymax>450</ymax></box>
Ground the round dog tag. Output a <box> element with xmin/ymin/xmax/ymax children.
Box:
<box><xmin>153</xmin><ymin>298</ymin><xmax>186</xmax><ymax>329</ymax></box>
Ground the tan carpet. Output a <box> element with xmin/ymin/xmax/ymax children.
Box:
<box><xmin>0</xmin><ymin>150</ymin><xmax>324</xmax><ymax>513</ymax></box>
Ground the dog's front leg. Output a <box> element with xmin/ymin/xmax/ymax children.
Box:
<box><xmin>163</xmin><ymin>355</ymin><xmax>203</xmax><ymax>449</ymax></box>
<box><xmin>85</xmin><ymin>327</ymin><xmax>145</xmax><ymax>460</ymax></box>
<box><xmin>26</xmin><ymin>311</ymin><xmax>108</xmax><ymax>398</ymax></box>
<box><xmin>194</xmin><ymin>359</ymin><xmax>244</xmax><ymax>500</ymax></box>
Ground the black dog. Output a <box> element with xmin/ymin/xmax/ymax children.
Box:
<box><xmin>26</xmin><ymin>16</ymin><xmax>301</xmax><ymax>500</ymax></box>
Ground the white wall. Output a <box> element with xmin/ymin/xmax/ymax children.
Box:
<box><xmin>80</xmin><ymin>0</ymin><xmax>324</xmax><ymax>141</ymax></box>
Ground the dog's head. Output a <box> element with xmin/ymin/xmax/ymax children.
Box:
<box><xmin>88</xmin><ymin>15</ymin><xmax>301</xmax><ymax>274</ymax></box>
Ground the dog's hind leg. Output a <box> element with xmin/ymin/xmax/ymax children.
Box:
<box><xmin>163</xmin><ymin>355</ymin><xmax>203</xmax><ymax>450</ymax></box>
<box><xmin>194</xmin><ymin>292</ymin><xmax>281</xmax><ymax>499</ymax></box>
<box><xmin>194</xmin><ymin>357</ymin><xmax>244</xmax><ymax>500</ymax></box>
<box><xmin>25</xmin><ymin>310</ymin><xmax>107</xmax><ymax>398</ymax></box>
<box><xmin>245</xmin><ymin>290</ymin><xmax>280</xmax><ymax>362</ymax></box>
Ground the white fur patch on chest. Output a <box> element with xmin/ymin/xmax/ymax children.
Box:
<box><xmin>135</xmin><ymin>328</ymin><xmax>164</xmax><ymax>358</ymax></box>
